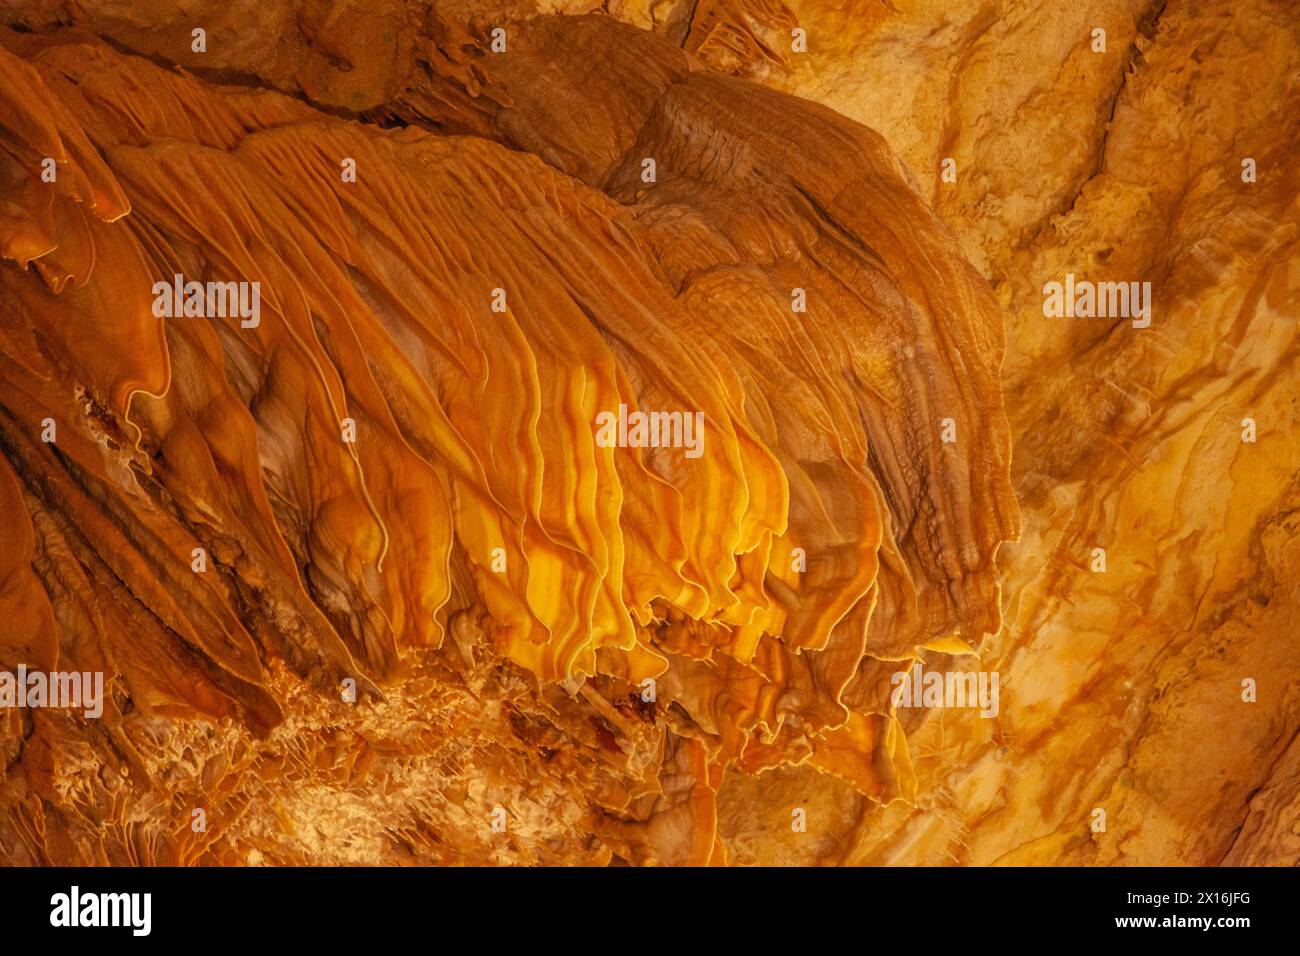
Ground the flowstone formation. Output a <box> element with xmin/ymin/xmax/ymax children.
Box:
<box><xmin>0</xmin><ymin>1</ymin><xmax>1295</xmax><ymax>866</ymax></box>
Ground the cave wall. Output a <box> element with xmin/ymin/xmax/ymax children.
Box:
<box><xmin>0</xmin><ymin>0</ymin><xmax>1295</xmax><ymax>865</ymax></box>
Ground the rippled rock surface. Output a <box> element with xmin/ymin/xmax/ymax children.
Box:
<box><xmin>0</xmin><ymin>1</ymin><xmax>1294</xmax><ymax>866</ymax></box>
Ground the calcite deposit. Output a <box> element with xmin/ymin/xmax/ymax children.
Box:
<box><xmin>0</xmin><ymin>0</ymin><xmax>1295</xmax><ymax>866</ymax></box>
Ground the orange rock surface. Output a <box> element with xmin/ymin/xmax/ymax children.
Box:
<box><xmin>0</xmin><ymin>1</ymin><xmax>1295</xmax><ymax>866</ymax></box>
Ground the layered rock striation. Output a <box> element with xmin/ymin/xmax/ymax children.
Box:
<box><xmin>0</xmin><ymin>0</ymin><xmax>1294</xmax><ymax>865</ymax></box>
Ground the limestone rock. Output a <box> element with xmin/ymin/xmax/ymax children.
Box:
<box><xmin>0</xmin><ymin>0</ymin><xmax>1294</xmax><ymax>866</ymax></box>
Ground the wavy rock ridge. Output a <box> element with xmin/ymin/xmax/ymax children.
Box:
<box><xmin>0</xmin><ymin>12</ymin><xmax>1015</xmax><ymax>865</ymax></box>
<box><xmin>2</xmin><ymin>0</ymin><xmax>1296</xmax><ymax>867</ymax></box>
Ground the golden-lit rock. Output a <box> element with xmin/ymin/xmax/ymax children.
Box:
<box><xmin>0</xmin><ymin>0</ymin><xmax>1295</xmax><ymax>867</ymax></box>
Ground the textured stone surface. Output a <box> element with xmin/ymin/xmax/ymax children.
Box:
<box><xmin>0</xmin><ymin>1</ymin><xmax>1295</xmax><ymax>866</ymax></box>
